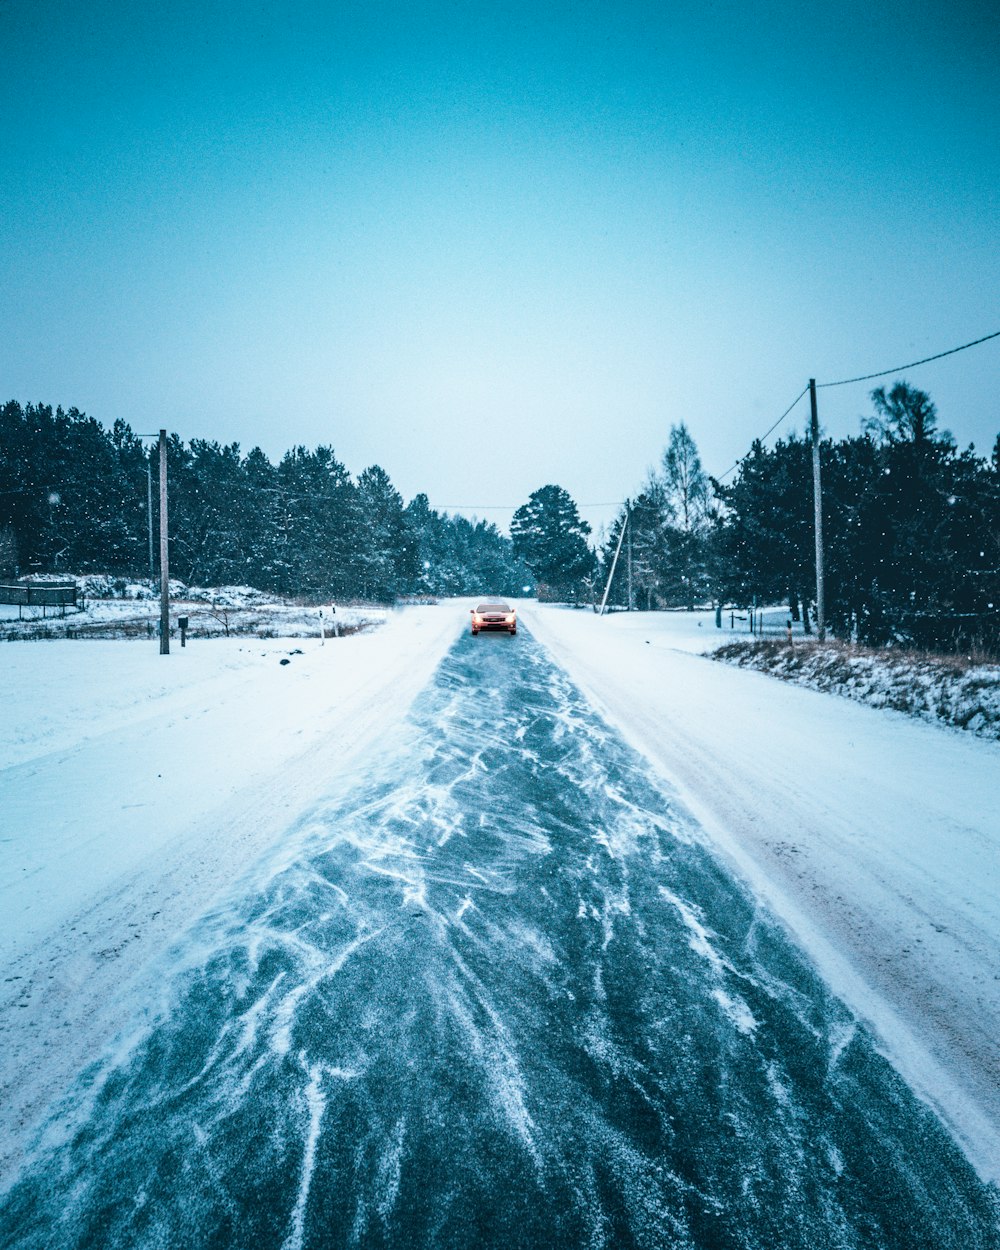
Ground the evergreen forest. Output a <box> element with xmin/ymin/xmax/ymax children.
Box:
<box><xmin>0</xmin><ymin>402</ymin><xmax>530</xmax><ymax>602</ymax></box>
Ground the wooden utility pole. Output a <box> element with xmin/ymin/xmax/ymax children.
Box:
<box><xmin>626</xmin><ymin>500</ymin><xmax>634</xmax><ymax>611</ymax></box>
<box><xmin>159</xmin><ymin>428</ymin><xmax>170</xmax><ymax>654</ymax></box>
<box><xmin>809</xmin><ymin>379</ymin><xmax>826</xmax><ymax>641</ymax></box>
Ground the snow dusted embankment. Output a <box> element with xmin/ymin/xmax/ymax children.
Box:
<box><xmin>716</xmin><ymin>638</ymin><xmax>1000</xmax><ymax>741</ymax></box>
<box><xmin>524</xmin><ymin>604</ymin><xmax>1000</xmax><ymax>1183</ymax></box>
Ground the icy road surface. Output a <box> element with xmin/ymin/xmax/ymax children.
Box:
<box><xmin>3</xmin><ymin>627</ymin><xmax>998</xmax><ymax>1248</ymax></box>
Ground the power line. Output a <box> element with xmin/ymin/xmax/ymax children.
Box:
<box><xmin>817</xmin><ymin>329</ymin><xmax>1000</xmax><ymax>388</ymax></box>
<box><xmin>714</xmin><ymin>386</ymin><xmax>809</xmax><ymax>483</ymax></box>
<box><xmin>714</xmin><ymin>326</ymin><xmax>1000</xmax><ymax>482</ymax></box>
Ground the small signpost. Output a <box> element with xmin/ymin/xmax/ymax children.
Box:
<box><xmin>317</xmin><ymin>606</ymin><xmax>339</xmax><ymax>642</ymax></box>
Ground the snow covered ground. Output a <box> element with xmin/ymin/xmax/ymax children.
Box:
<box><xmin>0</xmin><ymin>606</ymin><xmax>462</xmax><ymax>1178</ymax></box>
<box><xmin>1</xmin><ymin>599</ymin><xmax>998</xmax><ymax>1197</ymax></box>
<box><xmin>525</xmin><ymin>604</ymin><xmax>1000</xmax><ymax>1181</ymax></box>
<box><xmin>5</xmin><ymin>620</ymin><xmax>994</xmax><ymax>1246</ymax></box>
<box><xmin>0</xmin><ymin>583</ymin><xmax>384</xmax><ymax>642</ymax></box>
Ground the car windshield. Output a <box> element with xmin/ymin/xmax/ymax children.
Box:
<box><xmin>476</xmin><ymin>603</ymin><xmax>511</xmax><ymax>613</ymax></box>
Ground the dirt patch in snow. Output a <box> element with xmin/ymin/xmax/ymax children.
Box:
<box><xmin>714</xmin><ymin>639</ymin><xmax>1000</xmax><ymax>740</ymax></box>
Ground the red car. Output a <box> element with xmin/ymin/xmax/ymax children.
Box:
<box><xmin>471</xmin><ymin>602</ymin><xmax>517</xmax><ymax>636</ymax></box>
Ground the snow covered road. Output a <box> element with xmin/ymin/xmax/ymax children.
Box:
<box><xmin>0</xmin><ymin>607</ymin><xmax>463</xmax><ymax>1178</ymax></box>
<box><xmin>2</xmin><ymin>622</ymin><xmax>998</xmax><ymax>1247</ymax></box>
<box><xmin>525</xmin><ymin>604</ymin><xmax>1000</xmax><ymax>1181</ymax></box>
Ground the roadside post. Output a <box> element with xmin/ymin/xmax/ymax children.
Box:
<box><xmin>809</xmin><ymin>379</ymin><xmax>827</xmax><ymax>641</ymax></box>
<box><xmin>136</xmin><ymin>430</ymin><xmax>172</xmax><ymax>654</ymax></box>
<box><xmin>159</xmin><ymin>428</ymin><xmax>170</xmax><ymax>655</ymax></box>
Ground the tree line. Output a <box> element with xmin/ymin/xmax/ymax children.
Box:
<box><xmin>0</xmin><ymin>401</ymin><xmax>530</xmax><ymax>601</ymax></box>
<box><xmin>503</xmin><ymin>425</ymin><xmax>722</xmax><ymax>613</ymax></box>
<box><xmin>590</xmin><ymin>383</ymin><xmax>1000</xmax><ymax>652</ymax></box>
<box><xmin>4</xmin><ymin>385</ymin><xmax>998</xmax><ymax>651</ymax></box>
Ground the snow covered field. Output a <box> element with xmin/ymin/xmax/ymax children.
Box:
<box><xmin>526</xmin><ymin>604</ymin><xmax>1000</xmax><ymax>1181</ymax></box>
<box><xmin>1</xmin><ymin>599</ymin><xmax>998</xmax><ymax>1200</ymax></box>
<box><xmin>0</xmin><ymin>583</ymin><xmax>384</xmax><ymax>642</ymax></box>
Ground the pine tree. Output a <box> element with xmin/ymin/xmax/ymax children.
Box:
<box><xmin>355</xmin><ymin>465</ymin><xmax>413</xmax><ymax>602</ymax></box>
<box><xmin>402</xmin><ymin>496</ymin><xmax>530</xmax><ymax>597</ymax></box>
<box><xmin>714</xmin><ymin>436</ymin><xmax>814</xmax><ymax>617</ymax></box>
<box><xmin>241</xmin><ymin>447</ymin><xmax>280</xmax><ymax>588</ymax></box>
<box><xmin>511</xmin><ymin>485</ymin><xmax>595</xmax><ymax>602</ymax></box>
<box><xmin>268</xmin><ymin>446</ymin><xmax>360</xmax><ymax>599</ymax></box>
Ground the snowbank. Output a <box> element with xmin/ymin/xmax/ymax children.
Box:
<box><xmin>715</xmin><ymin>638</ymin><xmax>1000</xmax><ymax>741</ymax></box>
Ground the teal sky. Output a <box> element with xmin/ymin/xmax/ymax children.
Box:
<box><xmin>2</xmin><ymin>0</ymin><xmax>998</xmax><ymax>537</ymax></box>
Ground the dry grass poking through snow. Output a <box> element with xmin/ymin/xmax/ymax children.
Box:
<box><xmin>713</xmin><ymin>638</ymin><xmax>1000</xmax><ymax>741</ymax></box>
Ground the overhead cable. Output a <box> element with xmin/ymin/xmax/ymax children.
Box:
<box><xmin>817</xmin><ymin>329</ymin><xmax>1000</xmax><ymax>389</ymax></box>
<box><xmin>715</xmin><ymin>386</ymin><xmax>809</xmax><ymax>482</ymax></box>
<box><xmin>715</xmin><ymin>326</ymin><xmax>999</xmax><ymax>482</ymax></box>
